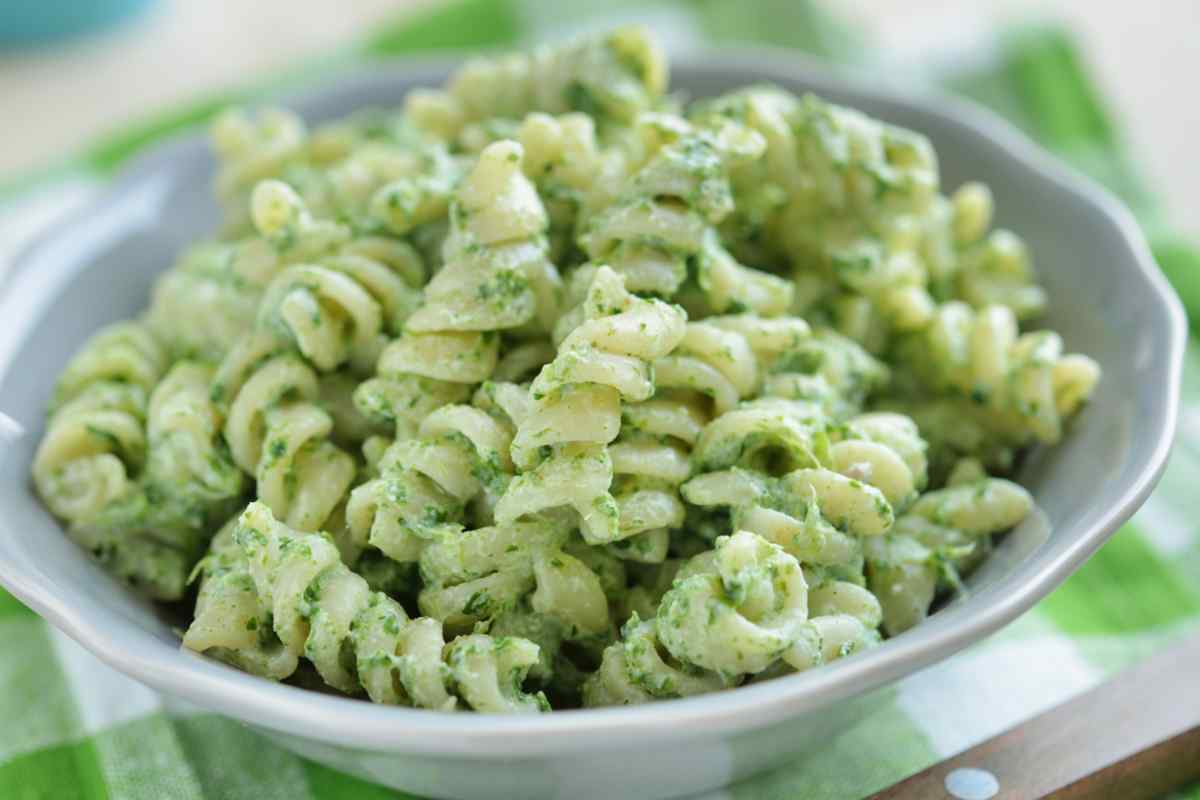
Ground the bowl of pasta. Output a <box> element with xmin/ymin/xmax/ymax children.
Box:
<box><xmin>0</xmin><ymin>27</ymin><xmax>1183</xmax><ymax>800</ymax></box>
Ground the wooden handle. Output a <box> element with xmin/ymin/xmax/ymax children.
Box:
<box><xmin>872</xmin><ymin>629</ymin><xmax>1200</xmax><ymax>800</ymax></box>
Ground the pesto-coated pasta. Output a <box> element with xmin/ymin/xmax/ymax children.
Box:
<box><xmin>34</xmin><ymin>322</ymin><xmax>165</xmax><ymax>524</ymax></box>
<box><xmin>497</xmin><ymin>266</ymin><xmax>685</xmax><ymax>544</ymax></box>
<box><xmin>36</xmin><ymin>27</ymin><xmax>1100</xmax><ymax>712</ymax></box>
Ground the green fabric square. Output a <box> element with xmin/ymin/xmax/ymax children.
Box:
<box><xmin>0</xmin><ymin>739</ymin><xmax>107</xmax><ymax>800</ymax></box>
<box><xmin>1039</xmin><ymin>525</ymin><xmax>1200</xmax><ymax>637</ymax></box>
<box><xmin>304</xmin><ymin>760</ymin><xmax>412</xmax><ymax>800</ymax></box>
<box><xmin>0</xmin><ymin>589</ymin><xmax>31</xmax><ymax>620</ymax></box>
<box><xmin>0</xmin><ymin>619</ymin><xmax>81</xmax><ymax>764</ymax></box>
<box><xmin>166</xmin><ymin>714</ymin><xmax>310</xmax><ymax>800</ymax></box>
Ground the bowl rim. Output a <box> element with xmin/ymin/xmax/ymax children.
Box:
<box><xmin>0</xmin><ymin>45</ymin><xmax>1186</xmax><ymax>757</ymax></box>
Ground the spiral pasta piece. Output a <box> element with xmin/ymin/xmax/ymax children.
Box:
<box><xmin>626</xmin><ymin>316</ymin><xmax>810</xmax><ymax>541</ymax></box>
<box><xmin>64</xmin><ymin>361</ymin><xmax>246</xmax><ymax>600</ymax></box>
<box><xmin>352</xmin><ymin>333</ymin><xmax>485</xmax><ymax>439</ymax></box>
<box><xmin>148</xmin><ymin>238</ymin><xmax>281</xmax><ymax>361</ymax></box>
<box><xmin>955</xmin><ymin>223</ymin><xmax>1047</xmax><ymax>321</ymax></box>
<box><xmin>898</xmin><ymin>301</ymin><xmax>1100</xmax><ymax>446</ymax></box>
<box><xmin>210</xmin><ymin>107</ymin><xmax>308</xmax><ymax>229</ymax></box>
<box><xmin>702</xmin><ymin>314</ymin><xmax>890</xmax><ymax>423</ymax></box>
<box><xmin>351</xmin><ymin>401</ymin><xmax>513</xmax><ymax>566</ymax></box>
<box><xmin>212</xmin><ymin>334</ymin><xmax>355</xmax><ymax>532</ymax></box>
<box><xmin>496</xmin><ymin>266</ymin><xmax>686</xmax><ymax>544</ymax></box>
<box><xmin>683</xmin><ymin>409</ymin><xmax>927</xmax><ymax>580</ymax></box>
<box><xmin>346</xmin><ymin>383</ymin><xmax>532</xmax><ymax>566</ymax></box>
<box><xmin>354</xmin><ymin>140</ymin><xmax>558</xmax><ymax>437</ymax></box>
<box><xmin>182</xmin><ymin>516</ymin><xmax>299</xmax><ymax>679</ymax></box>
<box><xmin>691</xmin><ymin>397</ymin><xmax>826</xmax><ymax>476</ymax></box>
<box><xmin>657</xmin><ymin>530</ymin><xmax>809</xmax><ymax>677</ymax></box>
<box><xmin>581</xmin><ymin>616</ymin><xmax>726</xmax><ymax>707</ymax></box>
<box><xmin>247</xmin><ymin>181</ymin><xmax>423</xmax><ymax>373</ymax></box>
<box><xmin>464</xmin><ymin>112</ymin><xmax>615</xmax><ymax>262</ymax></box>
<box><xmin>344</xmin><ymin>457</ymin><xmax>463</xmax><ymax>565</ymax></box>
<box><xmin>48</xmin><ymin>321</ymin><xmax>167</xmax><ymax>413</ymax></box>
<box><xmin>759</xmin><ymin>327</ymin><xmax>890</xmax><ymax>421</ymax></box>
<box><xmin>366</xmin><ymin>141</ymin><xmax>465</xmax><ymax>236</ymax></box>
<box><xmin>782</xmin><ymin>580</ymin><xmax>882</xmax><ymax>672</ymax></box>
<box><xmin>405</xmin><ymin>140</ymin><xmax>561</xmax><ymax>336</ymax></box>
<box><xmin>830</xmin><ymin>412</ymin><xmax>928</xmax><ymax>511</ymax></box>
<box><xmin>693</xmin><ymin>88</ymin><xmax>949</xmax><ymax>349</ymax></box>
<box><xmin>140</xmin><ymin>362</ymin><xmax>247</xmax><ymax>530</ymax></box>
<box><xmin>604</xmin><ymin>318</ymin><xmax>769</xmax><ymax>561</ymax></box>
<box><xmin>418</xmin><ymin>519</ymin><xmax>609</xmax><ymax>642</ymax></box>
<box><xmin>866</xmin><ymin>476</ymin><xmax>1032</xmax><ymax>635</ymax></box>
<box><xmin>516</xmin><ymin>112</ymin><xmax>610</xmax><ymax>259</ymax></box>
<box><xmin>34</xmin><ymin>322</ymin><xmax>167</xmax><ymax>524</ymax></box>
<box><xmin>579</xmin><ymin>113</ymin><xmax>793</xmax><ymax>316</ymax></box>
<box><xmin>404</xmin><ymin>26</ymin><xmax>666</xmax><ymax>141</ymax></box>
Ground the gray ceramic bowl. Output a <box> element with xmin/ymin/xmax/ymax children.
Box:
<box><xmin>0</xmin><ymin>50</ymin><xmax>1185</xmax><ymax>800</ymax></box>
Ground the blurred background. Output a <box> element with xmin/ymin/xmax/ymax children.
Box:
<box><xmin>1</xmin><ymin>0</ymin><xmax>1197</xmax><ymax>238</ymax></box>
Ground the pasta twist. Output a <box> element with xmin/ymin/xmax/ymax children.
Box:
<box><xmin>148</xmin><ymin>176</ymin><xmax>415</xmax><ymax>362</ymax></box>
<box><xmin>182</xmin><ymin>516</ymin><xmax>299</xmax><ymax>679</ymax></box>
<box><xmin>579</xmin><ymin>113</ymin><xmax>793</xmax><ymax>315</ymax></box>
<box><xmin>897</xmin><ymin>301</ymin><xmax>1101</xmax><ymax>446</ymax></box>
<box><xmin>34</xmin><ymin>322</ymin><xmax>167</xmax><ymax>524</ymax></box>
<box><xmin>496</xmin><ymin>266</ymin><xmax>686</xmax><ymax>544</ymax></box>
<box><xmin>581</xmin><ymin>616</ymin><xmax>726</xmax><ymax>707</ymax></box>
<box><xmin>951</xmin><ymin>192</ymin><xmax>1047</xmax><ymax>320</ymax></box>
<box><xmin>404</xmin><ymin>26</ymin><xmax>666</xmax><ymax>140</ymax></box>
<box><xmin>516</xmin><ymin>112</ymin><xmax>610</xmax><ymax>261</ymax></box>
<box><xmin>701</xmin><ymin>313</ymin><xmax>892</xmax><ymax>423</ymax></box>
<box><xmin>366</xmin><ymin>141</ymin><xmax>465</xmax><ymax>236</ymax></box>
<box><xmin>657</xmin><ymin>530</ymin><xmax>810</xmax><ymax>677</ymax></box>
<box><xmin>353</xmin><ymin>403</ymin><xmax>512</xmax><ymax>560</ymax></box>
<box><xmin>211</xmin><ymin>334</ymin><xmax>355</xmax><ymax>532</ymax></box>
<box><xmin>45</xmin><ymin>358</ymin><xmax>246</xmax><ymax>600</ymax></box>
<box><xmin>604</xmin><ymin>316</ymin><xmax>780</xmax><ymax>561</ymax></box>
<box><xmin>147</xmin><ymin>238</ymin><xmax>281</xmax><ymax>361</ymax></box>
<box><xmin>139</xmin><ymin>362</ymin><xmax>247</xmax><ymax>534</ymax></box>
<box><xmin>690</xmin><ymin>397</ymin><xmax>827</xmax><ymax>477</ymax></box>
<box><xmin>354</xmin><ymin>140</ymin><xmax>558</xmax><ymax>437</ymax></box>
<box><xmin>405</xmin><ymin>140</ymin><xmax>561</xmax><ymax>336</ymax></box>
<box><xmin>782</xmin><ymin>579</ymin><xmax>882</xmax><ymax>672</ymax></box>
<box><xmin>695</xmin><ymin>88</ymin><xmax>945</xmax><ymax>349</ymax></box>
<box><xmin>210</xmin><ymin>106</ymin><xmax>307</xmax><ymax>230</ymax></box>
<box><xmin>346</xmin><ymin>381</ymin><xmax>533</xmax><ymax>566</ymax></box>
<box><xmin>250</xmin><ymin>180</ymin><xmax>424</xmax><ymax>373</ymax></box>
<box><xmin>683</xmin><ymin>410</ymin><xmax>926</xmax><ymax>578</ymax></box>
<box><xmin>417</xmin><ymin>520</ymin><xmax>610</xmax><ymax>641</ymax></box>
<box><xmin>485</xmin><ymin>538</ymin><xmax>627</xmax><ymax>700</ymax></box>
<box><xmin>682</xmin><ymin>468</ymin><xmax>861</xmax><ymax>575</ymax></box>
<box><xmin>866</xmin><ymin>474</ymin><xmax>1032</xmax><ymax>635</ymax></box>
<box><xmin>189</xmin><ymin>501</ymin><xmax>550</xmax><ymax>712</ymax></box>
<box><xmin>759</xmin><ymin>327</ymin><xmax>890</xmax><ymax>421</ymax></box>
<box><xmin>48</xmin><ymin>321</ymin><xmax>167</xmax><ymax>413</ymax></box>
<box><xmin>829</xmin><ymin>412</ymin><xmax>928</xmax><ymax>511</ymax></box>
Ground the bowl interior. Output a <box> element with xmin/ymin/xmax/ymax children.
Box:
<box><xmin>0</xmin><ymin>55</ymin><xmax>1181</xmax><ymax>751</ymax></box>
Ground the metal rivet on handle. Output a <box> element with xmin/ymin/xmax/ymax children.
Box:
<box><xmin>944</xmin><ymin>767</ymin><xmax>999</xmax><ymax>800</ymax></box>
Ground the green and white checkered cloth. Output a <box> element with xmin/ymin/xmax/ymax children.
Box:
<box><xmin>3</xmin><ymin>2</ymin><xmax>1199</xmax><ymax>798</ymax></box>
